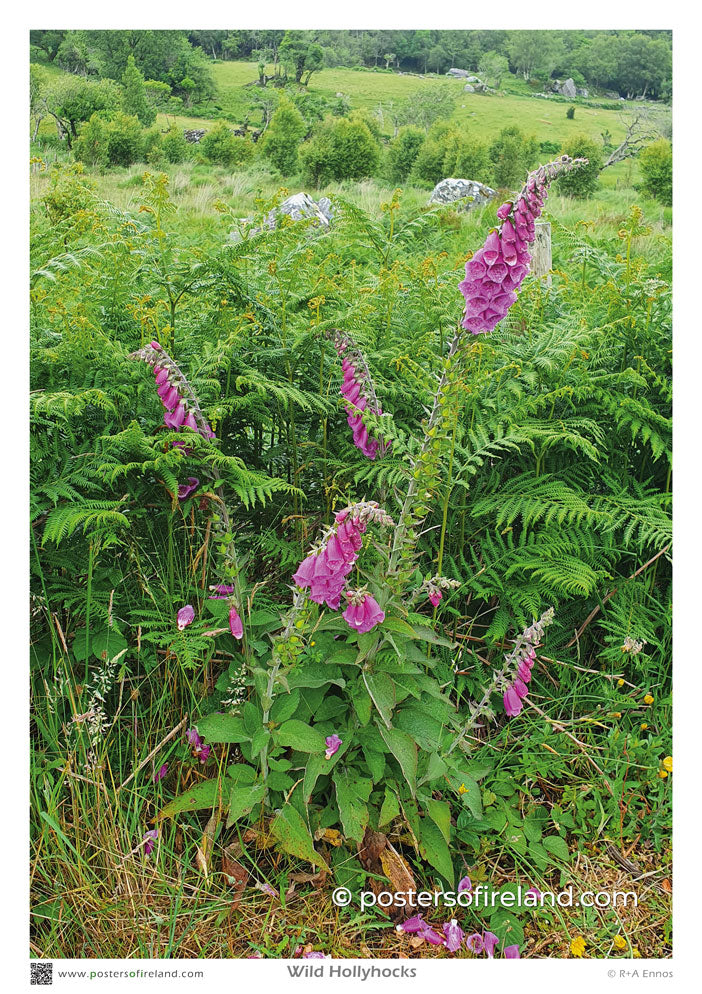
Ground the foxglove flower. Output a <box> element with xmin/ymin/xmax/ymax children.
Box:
<box><xmin>326</xmin><ymin>329</ymin><xmax>389</xmax><ymax>460</ymax></box>
<box><xmin>229</xmin><ymin>606</ymin><xmax>244</xmax><ymax>640</ymax></box>
<box><xmin>177</xmin><ymin>604</ymin><xmax>195</xmax><ymax>631</ymax></box>
<box><xmin>177</xmin><ymin>477</ymin><xmax>199</xmax><ymax>500</ymax></box>
<box><xmin>428</xmin><ymin>589</ymin><xmax>443</xmax><ymax>607</ymax></box>
<box><xmin>466</xmin><ymin>933</ymin><xmax>485</xmax><ymax>954</ymax></box>
<box><xmin>457</xmin><ymin>875</ymin><xmax>472</xmax><ymax>893</ymax></box>
<box><xmin>459</xmin><ymin>156</ymin><xmax>586</xmax><ymax>334</ymax></box>
<box><xmin>342</xmin><ymin>591</ymin><xmax>385</xmax><ymax>633</ymax></box>
<box><xmin>209</xmin><ymin>584</ymin><xmax>235</xmax><ymax>599</ymax></box>
<box><xmin>396</xmin><ymin>915</ymin><xmax>445</xmax><ymax>946</ymax></box>
<box><xmin>482</xmin><ymin>931</ymin><xmax>499</xmax><ymax>958</ymax></box>
<box><xmin>325</xmin><ymin>734</ymin><xmax>342</xmax><ymax>760</ymax></box>
<box><xmin>501</xmin><ymin>608</ymin><xmax>554</xmax><ymax>719</ymax></box>
<box><xmin>153</xmin><ymin>763</ymin><xmax>168</xmax><ymax>783</ymax></box>
<box><xmin>504</xmin><ymin>945</ymin><xmax>521</xmax><ymax>959</ymax></box>
<box><xmin>129</xmin><ymin>341</ymin><xmax>216</xmax><ymax>441</ymax></box>
<box><xmin>143</xmin><ymin>829</ymin><xmax>158</xmax><ymax>856</ymax></box>
<box><xmin>302</xmin><ymin>951</ymin><xmax>329</xmax><ymax>959</ymax></box>
<box><xmin>186</xmin><ymin>726</ymin><xmax>211</xmax><ymax>763</ymax></box>
<box><xmin>443</xmin><ymin>919</ymin><xmax>465</xmax><ymax>952</ymax></box>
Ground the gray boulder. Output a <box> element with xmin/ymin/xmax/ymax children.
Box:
<box><xmin>559</xmin><ymin>78</ymin><xmax>577</xmax><ymax>98</ymax></box>
<box><xmin>576</xmin><ymin>87</ymin><xmax>589</xmax><ymax>98</ymax></box>
<box><xmin>446</xmin><ymin>68</ymin><xmax>471</xmax><ymax>78</ymax></box>
<box><xmin>463</xmin><ymin>84</ymin><xmax>475</xmax><ymax>93</ymax></box>
<box><xmin>604</xmin><ymin>90</ymin><xmax>620</xmax><ymax>99</ymax></box>
<box><xmin>228</xmin><ymin>192</ymin><xmax>333</xmax><ymax>242</ymax></box>
<box><xmin>428</xmin><ymin>178</ymin><xmax>497</xmax><ymax>210</ymax></box>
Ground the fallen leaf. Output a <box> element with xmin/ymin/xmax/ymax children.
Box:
<box><xmin>222</xmin><ymin>844</ymin><xmax>249</xmax><ymax>909</ymax></box>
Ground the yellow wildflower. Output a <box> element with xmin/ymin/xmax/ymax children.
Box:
<box><xmin>458</xmin><ymin>783</ymin><xmax>468</xmax><ymax>795</ymax></box>
<box><xmin>617</xmin><ymin>679</ymin><xmax>625</xmax><ymax>687</ymax></box>
<box><xmin>640</xmin><ymin>723</ymin><xmax>648</xmax><ymax>730</ymax></box>
<box><xmin>570</xmin><ymin>936</ymin><xmax>586</xmax><ymax>957</ymax></box>
<box><xmin>658</xmin><ymin>770</ymin><xmax>668</xmax><ymax>779</ymax></box>
<box><xmin>633</xmin><ymin>949</ymin><xmax>641</xmax><ymax>958</ymax></box>
<box><xmin>643</xmin><ymin>694</ymin><xmax>654</xmax><ymax>705</ymax></box>
<box><xmin>613</xmin><ymin>935</ymin><xmax>627</xmax><ymax>950</ymax></box>
<box><xmin>662</xmin><ymin>756</ymin><xmax>672</xmax><ymax>772</ymax></box>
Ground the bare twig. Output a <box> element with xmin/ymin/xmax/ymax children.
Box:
<box><xmin>118</xmin><ymin>716</ymin><xmax>188</xmax><ymax>792</ymax></box>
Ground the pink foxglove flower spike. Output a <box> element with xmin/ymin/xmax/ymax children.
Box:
<box><xmin>177</xmin><ymin>604</ymin><xmax>195</xmax><ymax>631</ymax></box>
<box><xmin>459</xmin><ymin>155</ymin><xmax>587</xmax><ymax>335</ymax></box>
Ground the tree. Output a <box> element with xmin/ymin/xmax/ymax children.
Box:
<box><xmin>122</xmin><ymin>55</ymin><xmax>155</xmax><ymax>126</ymax></box>
<box><xmin>43</xmin><ymin>76</ymin><xmax>121</xmax><ymax>146</ymax></box>
<box><xmin>395</xmin><ymin>87</ymin><xmax>455</xmax><ymax>131</ymax></box>
<box><xmin>386</xmin><ymin>126</ymin><xmax>425</xmax><ymax>183</ymax></box>
<box><xmin>260</xmin><ymin>97</ymin><xmax>307</xmax><ymax>174</ymax></box>
<box><xmin>478</xmin><ymin>51</ymin><xmax>509</xmax><ymax>88</ymax></box>
<box><xmin>427</xmin><ymin>46</ymin><xmax>449</xmax><ymax>74</ymax></box>
<box><xmin>103</xmin><ymin>112</ymin><xmax>145</xmax><ymax>167</ymax></box>
<box><xmin>489</xmin><ymin>126</ymin><xmax>539</xmax><ymax>188</ymax></box>
<box><xmin>300</xmin><ymin>115</ymin><xmax>381</xmax><ymax>186</ymax></box>
<box><xmin>30</xmin><ymin>64</ymin><xmax>49</xmax><ymax>141</ymax></box>
<box><xmin>639</xmin><ymin>139</ymin><xmax>672</xmax><ymax>205</ymax></box>
<box><xmin>556</xmin><ymin>135</ymin><xmax>602</xmax><ymax>198</ymax></box>
<box><xmin>200</xmin><ymin>124</ymin><xmax>253</xmax><ymax>168</ymax></box>
<box><xmin>506</xmin><ymin>30</ymin><xmax>558</xmax><ymax>80</ymax></box>
<box><xmin>162</xmin><ymin>124</ymin><xmax>189</xmax><ymax>164</ymax></box>
<box><xmin>279</xmin><ymin>31</ymin><xmax>324</xmax><ymax>85</ymax></box>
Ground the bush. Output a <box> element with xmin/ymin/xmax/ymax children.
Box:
<box><xmin>489</xmin><ymin>126</ymin><xmax>539</xmax><ymax>188</ymax></box>
<box><xmin>74</xmin><ymin>114</ymin><xmax>108</xmax><ymax>167</ymax></box>
<box><xmin>162</xmin><ymin>125</ymin><xmax>189</xmax><ymax>165</ymax></box>
<box><xmin>261</xmin><ymin>97</ymin><xmax>307</xmax><ymax>175</ymax></box>
<box><xmin>122</xmin><ymin>54</ymin><xmax>156</xmax><ymax>127</ymax></box>
<box><xmin>556</xmin><ymin>134</ymin><xmax>602</xmax><ymax>198</ymax></box>
<box><xmin>566</xmin><ymin>106</ymin><xmax>575</xmax><ymax>119</ymax></box>
<box><xmin>442</xmin><ymin>132</ymin><xmax>492</xmax><ymax>184</ymax></box>
<box><xmin>639</xmin><ymin>139</ymin><xmax>672</xmax><ymax>206</ymax></box>
<box><xmin>300</xmin><ymin>115</ymin><xmax>381</xmax><ymax>187</ymax></box>
<box><xmin>386</xmin><ymin>126</ymin><xmax>425</xmax><ymax>184</ymax></box>
<box><xmin>200</xmin><ymin>123</ymin><xmax>254</xmax><ymax>168</ymax></box>
<box><xmin>103</xmin><ymin>113</ymin><xmax>145</xmax><ymax>167</ymax></box>
<box><xmin>409</xmin><ymin>121</ymin><xmax>455</xmax><ymax>187</ymax></box>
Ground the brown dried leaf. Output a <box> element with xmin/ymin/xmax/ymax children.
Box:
<box><xmin>380</xmin><ymin>843</ymin><xmax>416</xmax><ymax>895</ymax></box>
<box><xmin>222</xmin><ymin>845</ymin><xmax>249</xmax><ymax>909</ymax></box>
<box><xmin>359</xmin><ymin>827</ymin><xmax>387</xmax><ymax>870</ymax></box>
<box><xmin>289</xmin><ymin>869</ymin><xmax>329</xmax><ymax>888</ymax></box>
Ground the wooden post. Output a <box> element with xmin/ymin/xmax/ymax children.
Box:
<box><xmin>532</xmin><ymin>222</ymin><xmax>552</xmax><ymax>286</ymax></box>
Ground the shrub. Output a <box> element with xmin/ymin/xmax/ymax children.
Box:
<box><xmin>442</xmin><ymin>132</ymin><xmax>492</xmax><ymax>184</ymax></box>
<box><xmin>489</xmin><ymin>126</ymin><xmax>539</xmax><ymax>188</ymax></box>
<box><xmin>103</xmin><ymin>113</ymin><xmax>145</xmax><ymax>167</ymax></box>
<box><xmin>162</xmin><ymin>125</ymin><xmax>189</xmax><ymax>165</ymax></box>
<box><xmin>409</xmin><ymin>121</ymin><xmax>455</xmax><ymax>186</ymax></box>
<box><xmin>556</xmin><ymin>134</ymin><xmax>602</xmax><ymax>198</ymax></box>
<box><xmin>385</xmin><ymin>126</ymin><xmax>425</xmax><ymax>184</ymax></box>
<box><xmin>566</xmin><ymin>106</ymin><xmax>575</xmax><ymax>119</ymax></box>
<box><xmin>639</xmin><ymin>139</ymin><xmax>672</xmax><ymax>206</ymax></box>
<box><xmin>300</xmin><ymin>115</ymin><xmax>381</xmax><ymax>187</ymax></box>
<box><xmin>74</xmin><ymin>113</ymin><xmax>108</xmax><ymax>167</ymax></box>
<box><xmin>122</xmin><ymin>54</ymin><xmax>156</xmax><ymax>127</ymax></box>
<box><xmin>201</xmin><ymin>123</ymin><xmax>254</xmax><ymax>168</ymax></box>
<box><xmin>260</xmin><ymin>97</ymin><xmax>307</xmax><ymax>175</ymax></box>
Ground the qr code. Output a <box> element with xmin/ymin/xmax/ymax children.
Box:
<box><xmin>30</xmin><ymin>962</ymin><xmax>53</xmax><ymax>985</ymax></box>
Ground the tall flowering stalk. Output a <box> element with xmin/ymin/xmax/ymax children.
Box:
<box><xmin>448</xmin><ymin>608</ymin><xmax>555</xmax><ymax>755</ymax></box>
<box><xmin>129</xmin><ymin>341</ymin><xmax>250</xmax><ymax>662</ymax></box>
<box><xmin>326</xmin><ymin>329</ymin><xmax>390</xmax><ymax>460</ymax></box>
<box><xmin>389</xmin><ymin>156</ymin><xmax>586</xmax><ymax>576</ymax></box>
<box><xmin>459</xmin><ymin>156</ymin><xmax>587</xmax><ymax>334</ymax></box>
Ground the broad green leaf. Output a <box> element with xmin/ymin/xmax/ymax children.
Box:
<box><xmin>378</xmin><ymin>724</ymin><xmax>417</xmax><ymax>795</ymax></box>
<box><xmin>528</xmin><ymin>841</ymin><xmax>549</xmax><ymax>870</ymax></box>
<box><xmin>197</xmin><ymin>714</ymin><xmax>250</xmax><ymax>744</ymax></box>
<box><xmin>362</xmin><ymin>747</ymin><xmax>385</xmax><ymax>783</ymax></box>
<box><xmin>418</xmin><ymin>817</ymin><xmax>454</xmax><ymax>885</ymax></box>
<box><xmin>158</xmin><ymin>776</ymin><xmax>224</xmax><ymax>820</ymax></box>
<box><xmin>459</xmin><ymin>777</ymin><xmax>483</xmax><ymax>819</ymax></box>
<box><xmin>381</xmin><ymin>617</ymin><xmax>417</xmax><ymax>637</ymax></box>
<box><xmin>270</xmin><ymin>802</ymin><xmax>328</xmax><ymax>869</ymax></box>
<box><xmin>379</xmin><ymin>786</ymin><xmax>400</xmax><ymax>828</ymax></box>
<box><xmin>543</xmin><ymin>834</ymin><xmax>571</xmax><ymax>863</ymax></box>
<box><xmin>363</xmin><ymin>671</ymin><xmax>396</xmax><ymax>727</ymax></box>
<box><xmin>227</xmin><ymin>764</ymin><xmax>256</xmax><ymax>785</ymax></box>
<box><xmin>226</xmin><ymin>784</ymin><xmax>265</xmax><ymax>828</ymax></box>
<box><xmin>425</xmin><ymin>799</ymin><xmax>451</xmax><ymax>845</ymax></box>
<box><xmin>303</xmin><ymin>735</ymin><xmax>349</xmax><ymax>802</ymax></box>
<box><xmin>275</xmin><ymin>719</ymin><xmax>326</xmax><ymax>753</ymax></box>
<box><xmin>523</xmin><ymin>818</ymin><xmax>543</xmax><ymax>843</ymax></box>
<box><xmin>72</xmin><ymin>628</ymin><xmax>128</xmax><ymax>663</ymax></box>
<box><xmin>250</xmin><ymin>727</ymin><xmax>270</xmax><ymax>757</ymax></box>
<box><xmin>351</xmin><ymin>682</ymin><xmax>372</xmax><ymax>725</ymax></box>
<box><xmin>333</xmin><ymin>771</ymin><xmax>371</xmax><ymax>843</ymax></box>
<box><xmin>270</xmin><ymin>689</ymin><xmax>300</xmax><ymax>724</ymax></box>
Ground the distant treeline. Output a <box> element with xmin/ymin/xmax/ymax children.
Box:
<box><xmin>30</xmin><ymin>29</ymin><xmax>672</xmax><ymax>101</ymax></box>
